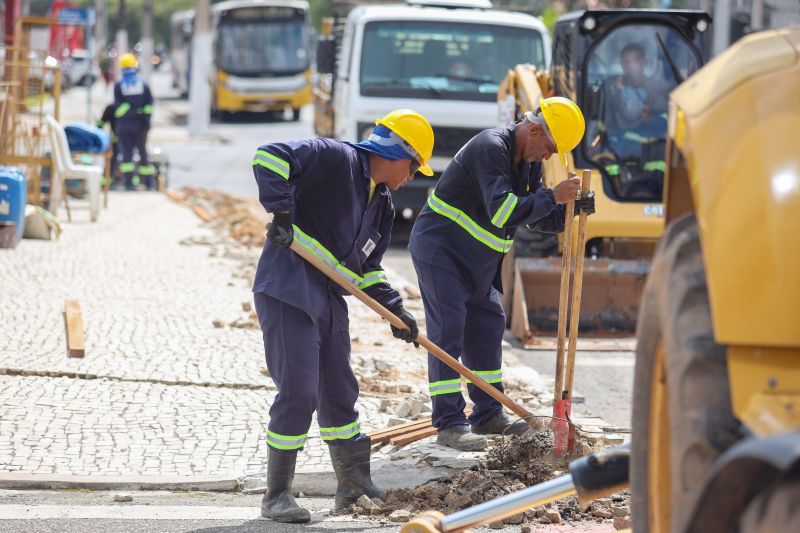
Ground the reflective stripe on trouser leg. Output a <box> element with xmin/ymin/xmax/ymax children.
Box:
<box><xmin>134</xmin><ymin>133</ymin><xmax>151</xmax><ymax>188</ymax></box>
<box><xmin>412</xmin><ymin>256</ymin><xmax>471</xmax><ymax>430</ymax></box>
<box><xmin>316</xmin><ymin>292</ymin><xmax>361</xmax><ymax>445</ymax></box>
<box><xmin>117</xmin><ymin>130</ymin><xmax>138</xmax><ymax>189</ymax></box>
<box><xmin>461</xmin><ymin>287</ymin><xmax>506</xmax><ymax>427</ymax></box>
<box><xmin>254</xmin><ymin>293</ymin><xmax>321</xmax><ymax>452</ymax></box>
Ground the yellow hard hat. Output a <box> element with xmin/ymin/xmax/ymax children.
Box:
<box><xmin>539</xmin><ymin>97</ymin><xmax>585</xmax><ymax>166</ymax></box>
<box><xmin>375</xmin><ymin>109</ymin><xmax>435</xmax><ymax>176</ymax></box>
<box><xmin>119</xmin><ymin>53</ymin><xmax>138</xmax><ymax>69</ymax></box>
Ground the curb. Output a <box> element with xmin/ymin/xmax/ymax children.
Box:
<box><xmin>0</xmin><ymin>473</ymin><xmax>237</xmax><ymax>492</ymax></box>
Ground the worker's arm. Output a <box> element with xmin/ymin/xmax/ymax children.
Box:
<box><xmin>473</xmin><ymin>148</ymin><xmax>564</xmax><ymax>232</ymax></box>
<box><xmin>138</xmin><ymin>84</ymin><xmax>154</xmax><ymax>129</ymax></box>
<box><xmin>252</xmin><ymin>138</ymin><xmax>331</xmax><ymax>214</ymax></box>
<box><xmin>524</xmin><ymin>165</ymin><xmax>567</xmax><ymax>233</ymax></box>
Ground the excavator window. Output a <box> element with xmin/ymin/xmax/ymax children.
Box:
<box><xmin>581</xmin><ymin>23</ymin><xmax>701</xmax><ymax>202</ymax></box>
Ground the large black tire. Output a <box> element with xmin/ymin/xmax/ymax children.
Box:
<box><xmin>631</xmin><ymin>213</ymin><xmax>740</xmax><ymax>533</ymax></box>
<box><xmin>513</xmin><ymin>226</ymin><xmax>558</xmax><ymax>257</ymax></box>
<box><xmin>741</xmin><ymin>476</ymin><xmax>800</xmax><ymax>532</ymax></box>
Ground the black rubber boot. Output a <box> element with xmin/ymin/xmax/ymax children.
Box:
<box><xmin>328</xmin><ymin>437</ymin><xmax>385</xmax><ymax>510</ymax></box>
<box><xmin>260</xmin><ymin>448</ymin><xmax>311</xmax><ymax>523</ymax></box>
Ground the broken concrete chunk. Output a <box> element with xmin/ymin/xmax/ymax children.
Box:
<box><xmin>388</xmin><ymin>509</ymin><xmax>410</xmax><ymax>523</ymax></box>
<box><xmin>374</xmin><ymin>360</ymin><xmax>392</xmax><ymax>373</ymax></box>
<box><xmin>212</xmin><ymin>319</ymin><xmax>224</xmax><ymax>328</ymax></box>
<box><xmin>113</xmin><ymin>493</ymin><xmax>133</xmax><ymax>503</ymax></box>
<box><xmin>409</xmin><ymin>399</ymin><xmax>425</xmax><ymax>417</ymax></box>
<box><xmin>521</xmin><ymin>526</ymin><xmax>533</xmax><ymax>533</ymax></box>
<box><xmin>489</xmin><ymin>520</ymin><xmax>504</xmax><ymax>529</ymax></box>
<box><xmin>614</xmin><ymin>516</ymin><xmax>632</xmax><ymax>530</ymax></box>
<box><xmin>399</xmin><ymin>384</ymin><xmax>413</xmax><ymax>393</ymax></box>
<box><xmin>241</xmin><ymin>301</ymin><xmax>252</xmax><ymax>312</ymax></box>
<box><xmin>356</xmin><ymin>495</ymin><xmax>374</xmax><ymax>510</ymax></box>
<box><xmin>612</xmin><ymin>505</ymin><xmax>630</xmax><ymax>517</ymax></box>
<box><xmin>502</xmin><ymin>513</ymin><xmax>524</xmax><ymax>525</ymax></box>
<box><xmin>388</xmin><ymin>417</ymin><xmax>407</xmax><ymax>427</ymax></box>
<box><xmin>373</xmin><ymin>340</ymin><xmax>384</xmax><ymax>347</ymax></box>
<box><xmin>394</xmin><ymin>400</ymin><xmax>412</xmax><ymax>418</ymax></box>
<box><xmin>378</xmin><ymin>398</ymin><xmax>392</xmax><ymax>412</ymax></box>
<box><xmin>545</xmin><ymin>509</ymin><xmax>561</xmax><ymax>523</ymax></box>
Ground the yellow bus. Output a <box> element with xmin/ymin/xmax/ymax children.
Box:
<box><xmin>172</xmin><ymin>0</ymin><xmax>312</xmax><ymax>119</ymax></box>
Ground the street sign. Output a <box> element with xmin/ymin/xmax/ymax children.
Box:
<box><xmin>58</xmin><ymin>7</ymin><xmax>96</xmax><ymax>26</ymax></box>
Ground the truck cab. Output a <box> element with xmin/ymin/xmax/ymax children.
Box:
<box><xmin>315</xmin><ymin>0</ymin><xmax>550</xmax><ymax>221</ymax></box>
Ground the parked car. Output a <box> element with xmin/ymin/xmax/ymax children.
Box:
<box><xmin>62</xmin><ymin>49</ymin><xmax>100</xmax><ymax>87</ymax></box>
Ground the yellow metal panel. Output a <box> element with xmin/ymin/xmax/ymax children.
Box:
<box><xmin>673</xmin><ymin>29</ymin><xmax>800</xmax><ymax>347</ymax></box>
<box><xmin>727</xmin><ymin>346</ymin><xmax>800</xmax><ymax>436</ymax></box>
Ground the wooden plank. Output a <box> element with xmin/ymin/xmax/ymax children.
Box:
<box><xmin>369</xmin><ymin>418</ymin><xmax>432</xmax><ymax>444</ymax></box>
<box><xmin>389</xmin><ymin>427</ymin><xmax>438</xmax><ymax>446</ymax></box>
<box><xmin>64</xmin><ymin>300</ymin><xmax>85</xmax><ymax>358</ymax></box>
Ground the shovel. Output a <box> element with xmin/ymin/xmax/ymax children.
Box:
<box><xmin>289</xmin><ymin>238</ymin><xmax>543</xmax><ymax>432</ymax></box>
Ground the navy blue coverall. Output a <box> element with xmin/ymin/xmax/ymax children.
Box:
<box><xmin>253</xmin><ymin>138</ymin><xmax>403</xmax><ymax>452</ymax></box>
<box><xmin>409</xmin><ymin>125</ymin><xmax>565</xmax><ymax>430</ymax></box>
<box><xmin>113</xmin><ymin>77</ymin><xmax>155</xmax><ymax>189</ymax></box>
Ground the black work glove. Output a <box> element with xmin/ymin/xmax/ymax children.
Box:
<box><xmin>389</xmin><ymin>305</ymin><xmax>419</xmax><ymax>347</ymax></box>
<box><xmin>574</xmin><ymin>190</ymin><xmax>596</xmax><ymax>216</ymax></box>
<box><xmin>266</xmin><ymin>212</ymin><xmax>293</xmax><ymax>248</ymax></box>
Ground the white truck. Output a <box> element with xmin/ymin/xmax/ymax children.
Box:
<box><xmin>314</xmin><ymin>0</ymin><xmax>550</xmax><ymax>220</ymax></box>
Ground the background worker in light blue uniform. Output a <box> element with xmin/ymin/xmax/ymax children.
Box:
<box><xmin>252</xmin><ymin>109</ymin><xmax>434</xmax><ymax>523</ymax></box>
<box><xmin>113</xmin><ymin>53</ymin><xmax>155</xmax><ymax>190</ymax></box>
<box><xmin>409</xmin><ymin>97</ymin><xmax>595</xmax><ymax>451</ymax></box>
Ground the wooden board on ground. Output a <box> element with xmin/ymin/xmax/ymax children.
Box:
<box><xmin>369</xmin><ymin>418</ymin><xmax>431</xmax><ymax>445</ymax></box>
<box><xmin>64</xmin><ymin>300</ymin><xmax>85</xmax><ymax>358</ymax></box>
<box><xmin>389</xmin><ymin>426</ymin><xmax>438</xmax><ymax>446</ymax></box>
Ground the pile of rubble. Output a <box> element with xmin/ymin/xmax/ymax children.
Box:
<box><xmin>349</xmin><ymin>430</ymin><xmax>632</xmax><ymax>530</ymax></box>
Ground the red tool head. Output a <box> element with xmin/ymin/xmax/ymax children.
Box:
<box><xmin>549</xmin><ymin>398</ymin><xmax>575</xmax><ymax>456</ymax></box>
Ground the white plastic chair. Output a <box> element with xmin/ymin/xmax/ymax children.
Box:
<box><xmin>46</xmin><ymin>114</ymin><xmax>102</xmax><ymax>222</ymax></box>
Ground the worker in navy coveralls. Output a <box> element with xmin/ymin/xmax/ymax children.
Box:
<box><xmin>252</xmin><ymin>109</ymin><xmax>435</xmax><ymax>522</ymax></box>
<box><xmin>113</xmin><ymin>53</ymin><xmax>156</xmax><ymax>190</ymax></box>
<box><xmin>409</xmin><ymin>97</ymin><xmax>596</xmax><ymax>451</ymax></box>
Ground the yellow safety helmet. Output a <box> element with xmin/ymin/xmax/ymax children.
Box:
<box><xmin>375</xmin><ymin>109</ymin><xmax>435</xmax><ymax>176</ymax></box>
<box><xmin>119</xmin><ymin>53</ymin><xmax>138</xmax><ymax>69</ymax></box>
<box><xmin>539</xmin><ymin>97</ymin><xmax>585</xmax><ymax>166</ymax></box>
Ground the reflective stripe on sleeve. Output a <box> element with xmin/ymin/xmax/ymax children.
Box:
<box><xmin>266</xmin><ymin>430</ymin><xmax>307</xmax><ymax>450</ymax></box>
<box><xmin>252</xmin><ymin>150</ymin><xmax>290</xmax><ymax>180</ymax></box>
<box><xmin>358</xmin><ymin>270</ymin><xmax>387</xmax><ymax>290</ymax></box>
<box><xmin>114</xmin><ymin>102</ymin><xmax>131</xmax><ymax>118</ymax></box>
<box><xmin>490</xmin><ymin>192</ymin><xmax>518</xmax><ymax>228</ymax></box>
<box><xmin>319</xmin><ymin>419</ymin><xmax>361</xmax><ymax>441</ymax></box>
<box><xmin>292</xmin><ymin>225</ymin><xmax>363</xmax><ymax>287</ymax></box>
<box><xmin>427</xmin><ymin>193</ymin><xmax>513</xmax><ymax>253</ymax></box>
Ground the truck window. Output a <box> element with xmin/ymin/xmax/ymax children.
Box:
<box><xmin>359</xmin><ymin>20</ymin><xmax>544</xmax><ymax>102</ymax></box>
<box><xmin>583</xmin><ymin>24</ymin><xmax>700</xmax><ymax>202</ymax></box>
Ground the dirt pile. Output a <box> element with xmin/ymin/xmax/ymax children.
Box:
<box><xmin>167</xmin><ymin>187</ymin><xmax>268</xmax><ymax>247</ymax></box>
<box><xmin>350</xmin><ymin>430</ymin><xmax>631</xmax><ymax>527</ymax></box>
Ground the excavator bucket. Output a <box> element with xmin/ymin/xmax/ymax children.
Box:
<box><xmin>517</xmin><ymin>257</ymin><xmax>650</xmax><ymax>334</ymax></box>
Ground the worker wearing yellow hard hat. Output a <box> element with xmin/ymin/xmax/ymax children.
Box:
<box><xmin>250</xmin><ymin>109</ymin><xmax>433</xmax><ymax>523</ymax></box>
<box><xmin>113</xmin><ymin>52</ymin><xmax>156</xmax><ymax>190</ymax></box>
<box><xmin>408</xmin><ymin>96</ymin><xmax>594</xmax><ymax>452</ymax></box>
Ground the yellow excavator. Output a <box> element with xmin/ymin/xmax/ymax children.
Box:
<box><xmin>403</xmin><ymin>26</ymin><xmax>800</xmax><ymax>533</ymax></box>
<box><xmin>499</xmin><ymin>9</ymin><xmax>711</xmax><ymax>335</ymax></box>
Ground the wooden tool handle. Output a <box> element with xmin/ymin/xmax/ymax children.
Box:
<box><xmin>553</xmin><ymin>171</ymin><xmax>577</xmax><ymax>403</ymax></box>
<box><xmin>564</xmin><ymin>169</ymin><xmax>592</xmax><ymax>396</ymax></box>
<box><xmin>289</xmin><ymin>239</ymin><xmax>540</xmax><ymax>429</ymax></box>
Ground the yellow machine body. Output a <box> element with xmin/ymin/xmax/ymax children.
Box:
<box><xmin>665</xmin><ymin>27</ymin><xmax>800</xmax><ymax>434</ymax></box>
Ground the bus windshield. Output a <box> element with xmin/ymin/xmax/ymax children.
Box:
<box><xmin>360</xmin><ymin>21</ymin><xmax>545</xmax><ymax>102</ymax></box>
<box><xmin>217</xmin><ymin>18</ymin><xmax>309</xmax><ymax>76</ymax></box>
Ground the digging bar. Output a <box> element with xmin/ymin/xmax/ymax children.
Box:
<box><xmin>549</xmin><ymin>171</ymin><xmax>577</xmax><ymax>454</ymax></box>
<box><xmin>289</xmin><ymin>239</ymin><xmax>542</xmax><ymax>431</ymax></box>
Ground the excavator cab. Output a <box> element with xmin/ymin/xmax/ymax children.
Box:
<box><xmin>500</xmin><ymin>9</ymin><xmax>711</xmax><ymax>334</ymax></box>
<box><xmin>576</xmin><ymin>11</ymin><xmax>707</xmax><ymax>204</ymax></box>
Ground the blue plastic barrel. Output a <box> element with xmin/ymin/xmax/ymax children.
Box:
<box><xmin>0</xmin><ymin>166</ymin><xmax>27</xmax><ymax>246</ymax></box>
